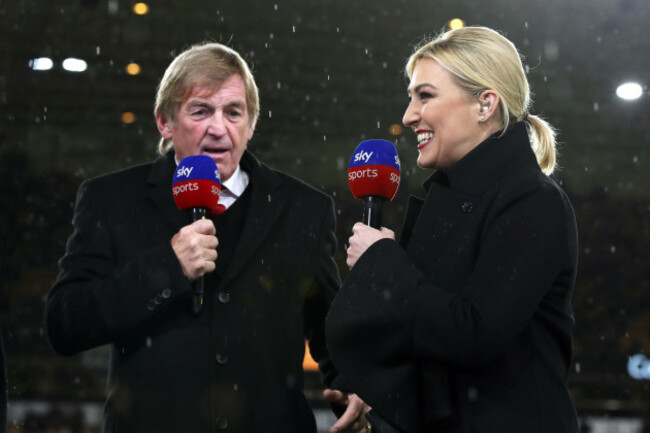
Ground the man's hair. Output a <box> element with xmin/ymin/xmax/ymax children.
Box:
<box><xmin>154</xmin><ymin>42</ymin><xmax>260</xmax><ymax>155</ymax></box>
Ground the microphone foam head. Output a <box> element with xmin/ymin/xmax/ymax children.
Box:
<box><xmin>172</xmin><ymin>155</ymin><xmax>223</xmax><ymax>216</ymax></box>
<box><xmin>348</xmin><ymin>139</ymin><xmax>401</xmax><ymax>201</ymax></box>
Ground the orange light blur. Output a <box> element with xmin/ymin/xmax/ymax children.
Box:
<box><xmin>126</xmin><ymin>62</ymin><xmax>141</xmax><ymax>76</ymax></box>
<box><xmin>303</xmin><ymin>340</ymin><xmax>319</xmax><ymax>371</ymax></box>
<box><xmin>389</xmin><ymin>124</ymin><xmax>403</xmax><ymax>136</ymax></box>
<box><xmin>121</xmin><ymin>112</ymin><xmax>136</xmax><ymax>124</ymax></box>
<box><xmin>133</xmin><ymin>3</ymin><xmax>149</xmax><ymax>15</ymax></box>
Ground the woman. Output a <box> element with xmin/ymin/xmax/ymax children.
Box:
<box><xmin>325</xmin><ymin>26</ymin><xmax>579</xmax><ymax>433</ymax></box>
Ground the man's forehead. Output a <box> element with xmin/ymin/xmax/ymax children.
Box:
<box><xmin>186</xmin><ymin>76</ymin><xmax>247</xmax><ymax>103</ymax></box>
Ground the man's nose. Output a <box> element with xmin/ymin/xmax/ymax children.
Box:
<box><xmin>207</xmin><ymin>112</ymin><xmax>226</xmax><ymax>136</ymax></box>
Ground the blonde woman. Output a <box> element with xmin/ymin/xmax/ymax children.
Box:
<box><xmin>326</xmin><ymin>27</ymin><xmax>579</xmax><ymax>433</ymax></box>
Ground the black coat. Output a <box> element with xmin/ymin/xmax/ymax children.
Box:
<box><xmin>46</xmin><ymin>151</ymin><xmax>342</xmax><ymax>433</ymax></box>
<box><xmin>326</xmin><ymin>123</ymin><xmax>579</xmax><ymax>433</ymax></box>
<box><xmin>0</xmin><ymin>329</ymin><xmax>6</xmax><ymax>433</ymax></box>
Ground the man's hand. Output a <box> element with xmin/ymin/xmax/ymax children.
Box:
<box><xmin>346</xmin><ymin>222</ymin><xmax>395</xmax><ymax>269</ymax></box>
<box><xmin>171</xmin><ymin>219</ymin><xmax>218</xmax><ymax>281</ymax></box>
<box><xmin>323</xmin><ymin>389</ymin><xmax>372</xmax><ymax>433</ymax></box>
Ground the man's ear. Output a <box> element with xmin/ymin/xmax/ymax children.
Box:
<box><xmin>246</xmin><ymin>117</ymin><xmax>257</xmax><ymax>141</ymax></box>
<box><xmin>155</xmin><ymin>113</ymin><xmax>174</xmax><ymax>139</ymax></box>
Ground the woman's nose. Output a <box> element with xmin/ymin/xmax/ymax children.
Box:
<box><xmin>402</xmin><ymin>101</ymin><xmax>419</xmax><ymax>128</ymax></box>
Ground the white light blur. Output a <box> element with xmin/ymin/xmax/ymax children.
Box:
<box><xmin>628</xmin><ymin>354</ymin><xmax>650</xmax><ymax>380</ymax></box>
<box><xmin>29</xmin><ymin>57</ymin><xmax>54</xmax><ymax>71</ymax></box>
<box><xmin>616</xmin><ymin>82</ymin><xmax>643</xmax><ymax>101</ymax></box>
<box><xmin>62</xmin><ymin>58</ymin><xmax>88</xmax><ymax>72</ymax></box>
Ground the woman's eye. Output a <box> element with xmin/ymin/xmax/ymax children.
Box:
<box><xmin>419</xmin><ymin>92</ymin><xmax>433</xmax><ymax>100</ymax></box>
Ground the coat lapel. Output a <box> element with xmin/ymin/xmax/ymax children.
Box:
<box><xmin>146</xmin><ymin>153</ymin><xmax>191</xmax><ymax>230</ymax></box>
<box><xmin>400</xmin><ymin>195</ymin><xmax>424</xmax><ymax>248</ymax></box>
<box><xmin>219</xmin><ymin>151</ymin><xmax>288</xmax><ymax>288</ymax></box>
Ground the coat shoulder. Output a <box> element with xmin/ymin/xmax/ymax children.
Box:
<box><xmin>268</xmin><ymin>166</ymin><xmax>334</xmax><ymax>205</ymax></box>
<box><xmin>80</xmin><ymin>160</ymin><xmax>155</xmax><ymax>193</ymax></box>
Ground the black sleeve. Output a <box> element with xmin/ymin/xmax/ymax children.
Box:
<box><xmin>44</xmin><ymin>179</ymin><xmax>193</xmax><ymax>356</ymax></box>
<box><xmin>302</xmin><ymin>195</ymin><xmax>344</xmax><ymax>390</ymax></box>
<box><xmin>0</xmin><ymin>328</ymin><xmax>7</xmax><ymax>433</ymax></box>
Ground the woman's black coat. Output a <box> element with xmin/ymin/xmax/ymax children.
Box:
<box><xmin>326</xmin><ymin>123</ymin><xmax>579</xmax><ymax>433</ymax></box>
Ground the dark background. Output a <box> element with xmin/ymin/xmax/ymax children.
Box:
<box><xmin>1</xmin><ymin>0</ymin><xmax>649</xmax><ymax>431</ymax></box>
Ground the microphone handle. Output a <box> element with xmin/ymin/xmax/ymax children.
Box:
<box><xmin>363</xmin><ymin>196</ymin><xmax>384</xmax><ymax>229</ymax></box>
<box><xmin>191</xmin><ymin>207</ymin><xmax>208</xmax><ymax>315</ymax></box>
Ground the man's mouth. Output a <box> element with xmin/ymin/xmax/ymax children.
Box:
<box><xmin>201</xmin><ymin>146</ymin><xmax>229</xmax><ymax>157</ymax></box>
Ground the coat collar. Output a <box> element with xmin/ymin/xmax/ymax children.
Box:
<box><xmin>400</xmin><ymin>122</ymin><xmax>539</xmax><ymax>248</ymax></box>
<box><xmin>423</xmin><ymin>122</ymin><xmax>540</xmax><ymax>195</ymax></box>
<box><xmin>146</xmin><ymin>152</ymin><xmax>189</xmax><ymax>229</ymax></box>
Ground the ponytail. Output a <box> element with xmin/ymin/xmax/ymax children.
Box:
<box><xmin>524</xmin><ymin>114</ymin><xmax>557</xmax><ymax>175</ymax></box>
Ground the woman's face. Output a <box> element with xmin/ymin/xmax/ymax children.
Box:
<box><xmin>402</xmin><ymin>58</ymin><xmax>487</xmax><ymax>170</ymax></box>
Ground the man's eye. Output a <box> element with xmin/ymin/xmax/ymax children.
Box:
<box><xmin>190</xmin><ymin>108</ymin><xmax>208</xmax><ymax>116</ymax></box>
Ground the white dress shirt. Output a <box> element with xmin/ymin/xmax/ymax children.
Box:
<box><xmin>219</xmin><ymin>165</ymin><xmax>250</xmax><ymax>210</ymax></box>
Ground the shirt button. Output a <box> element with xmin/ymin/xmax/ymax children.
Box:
<box><xmin>218</xmin><ymin>292</ymin><xmax>230</xmax><ymax>304</ymax></box>
<box><xmin>215</xmin><ymin>417</ymin><xmax>228</xmax><ymax>430</ymax></box>
<box><xmin>161</xmin><ymin>288</ymin><xmax>172</xmax><ymax>299</ymax></box>
<box><xmin>215</xmin><ymin>353</ymin><xmax>229</xmax><ymax>365</ymax></box>
<box><xmin>461</xmin><ymin>201</ymin><xmax>473</xmax><ymax>213</ymax></box>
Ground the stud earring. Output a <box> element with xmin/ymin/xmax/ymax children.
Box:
<box><xmin>480</xmin><ymin>115</ymin><xmax>486</xmax><ymax>121</ymax></box>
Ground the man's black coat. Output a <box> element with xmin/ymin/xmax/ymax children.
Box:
<box><xmin>46</xmin><ymin>151</ymin><xmax>342</xmax><ymax>433</ymax></box>
<box><xmin>327</xmin><ymin>123</ymin><xmax>579</xmax><ymax>433</ymax></box>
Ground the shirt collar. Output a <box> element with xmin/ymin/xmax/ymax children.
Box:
<box><xmin>221</xmin><ymin>165</ymin><xmax>249</xmax><ymax>198</ymax></box>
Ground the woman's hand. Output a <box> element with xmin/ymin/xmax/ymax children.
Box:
<box><xmin>323</xmin><ymin>389</ymin><xmax>372</xmax><ymax>433</ymax></box>
<box><xmin>346</xmin><ymin>222</ymin><xmax>395</xmax><ymax>269</ymax></box>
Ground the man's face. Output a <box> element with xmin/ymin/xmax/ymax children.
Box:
<box><xmin>156</xmin><ymin>74</ymin><xmax>256</xmax><ymax>181</ymax></box>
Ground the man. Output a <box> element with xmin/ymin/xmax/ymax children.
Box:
<box><xmin>45</xmin><ymin>42</ymin><xmax>362</xmax><ymax>433</ymax></box>
<box><xmin>1</xmin><ymin>329</ymin><xmax>6</xmax><ymax>433</ymax></box>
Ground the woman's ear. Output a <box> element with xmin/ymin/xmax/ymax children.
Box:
<box><xmin>478</xmin><ymin>90</ymin><xmax>500</xmax><ymax>121</ymax></box>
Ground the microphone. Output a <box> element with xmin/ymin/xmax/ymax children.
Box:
<box><xmin>172</xmin><ymin>155</ymin><xmax>225</xmax><ymax>314</ymax></box>
<box><xmin>348</xmin><ymin>139</ymin><xmax>401</xmax><ymax>229</ymax></box>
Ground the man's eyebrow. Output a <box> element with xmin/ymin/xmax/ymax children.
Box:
<box><xmin>225</xmin><ymin>100</ymin><xmax>246</xmax><ymax>109</ymax></box>
<box><xmin>186</xmin><ymin>99</ymin><xmax>211</xmax><ymax>108</ymax></box>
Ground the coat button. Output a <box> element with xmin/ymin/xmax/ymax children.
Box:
<box><xmin>461</xmin><ymin>201</ymin><xmax>473</xmax><ymax>213</ymax></box>
<box><xmin>215</xmin><ymin>417</ymin><xmax>228</xmax><ymax>429</ymax></box>
<box><xmin>146</xmin><ymin>300</ymin><xmax>156</xmax><ymax>311</ymax></box>
<box><xmin>215</xmin><ymin>353</ymin><xmax>229</xmax><ymax>365</ymax></box>
<box><xmin>161</xmin><ymin>288</ymin><xmax>172</xmax><ymax>299</ymax></box>
<box><xmin>218</xmin><ymin>292</ymin><xmax>230</xmax><ymax>304</ymax></box>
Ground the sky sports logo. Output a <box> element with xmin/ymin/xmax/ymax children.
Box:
<box><xmin>172</xmin><ymin>180</ymin><xmax>221</xmax><ymax>196</ymax></box>
<box><xmin>348</xmin><ymin>142</ymin><xmax>400</xmax><ymax>171</ymax></box>
<box><xmin>348</xmin><ymin>166</ymin><xmax>399</xmax><ymax>184</ymax></box>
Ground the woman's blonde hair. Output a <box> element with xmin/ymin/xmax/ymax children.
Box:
<box><xmin>154</xmin><ymin>42</ymin><xmax>260</xmax><ymax>155</ymax></box>
<box><xmin>406</xmin><ymin>26</ymin><xmax>557</xmax><ymax>174</ymax></box>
